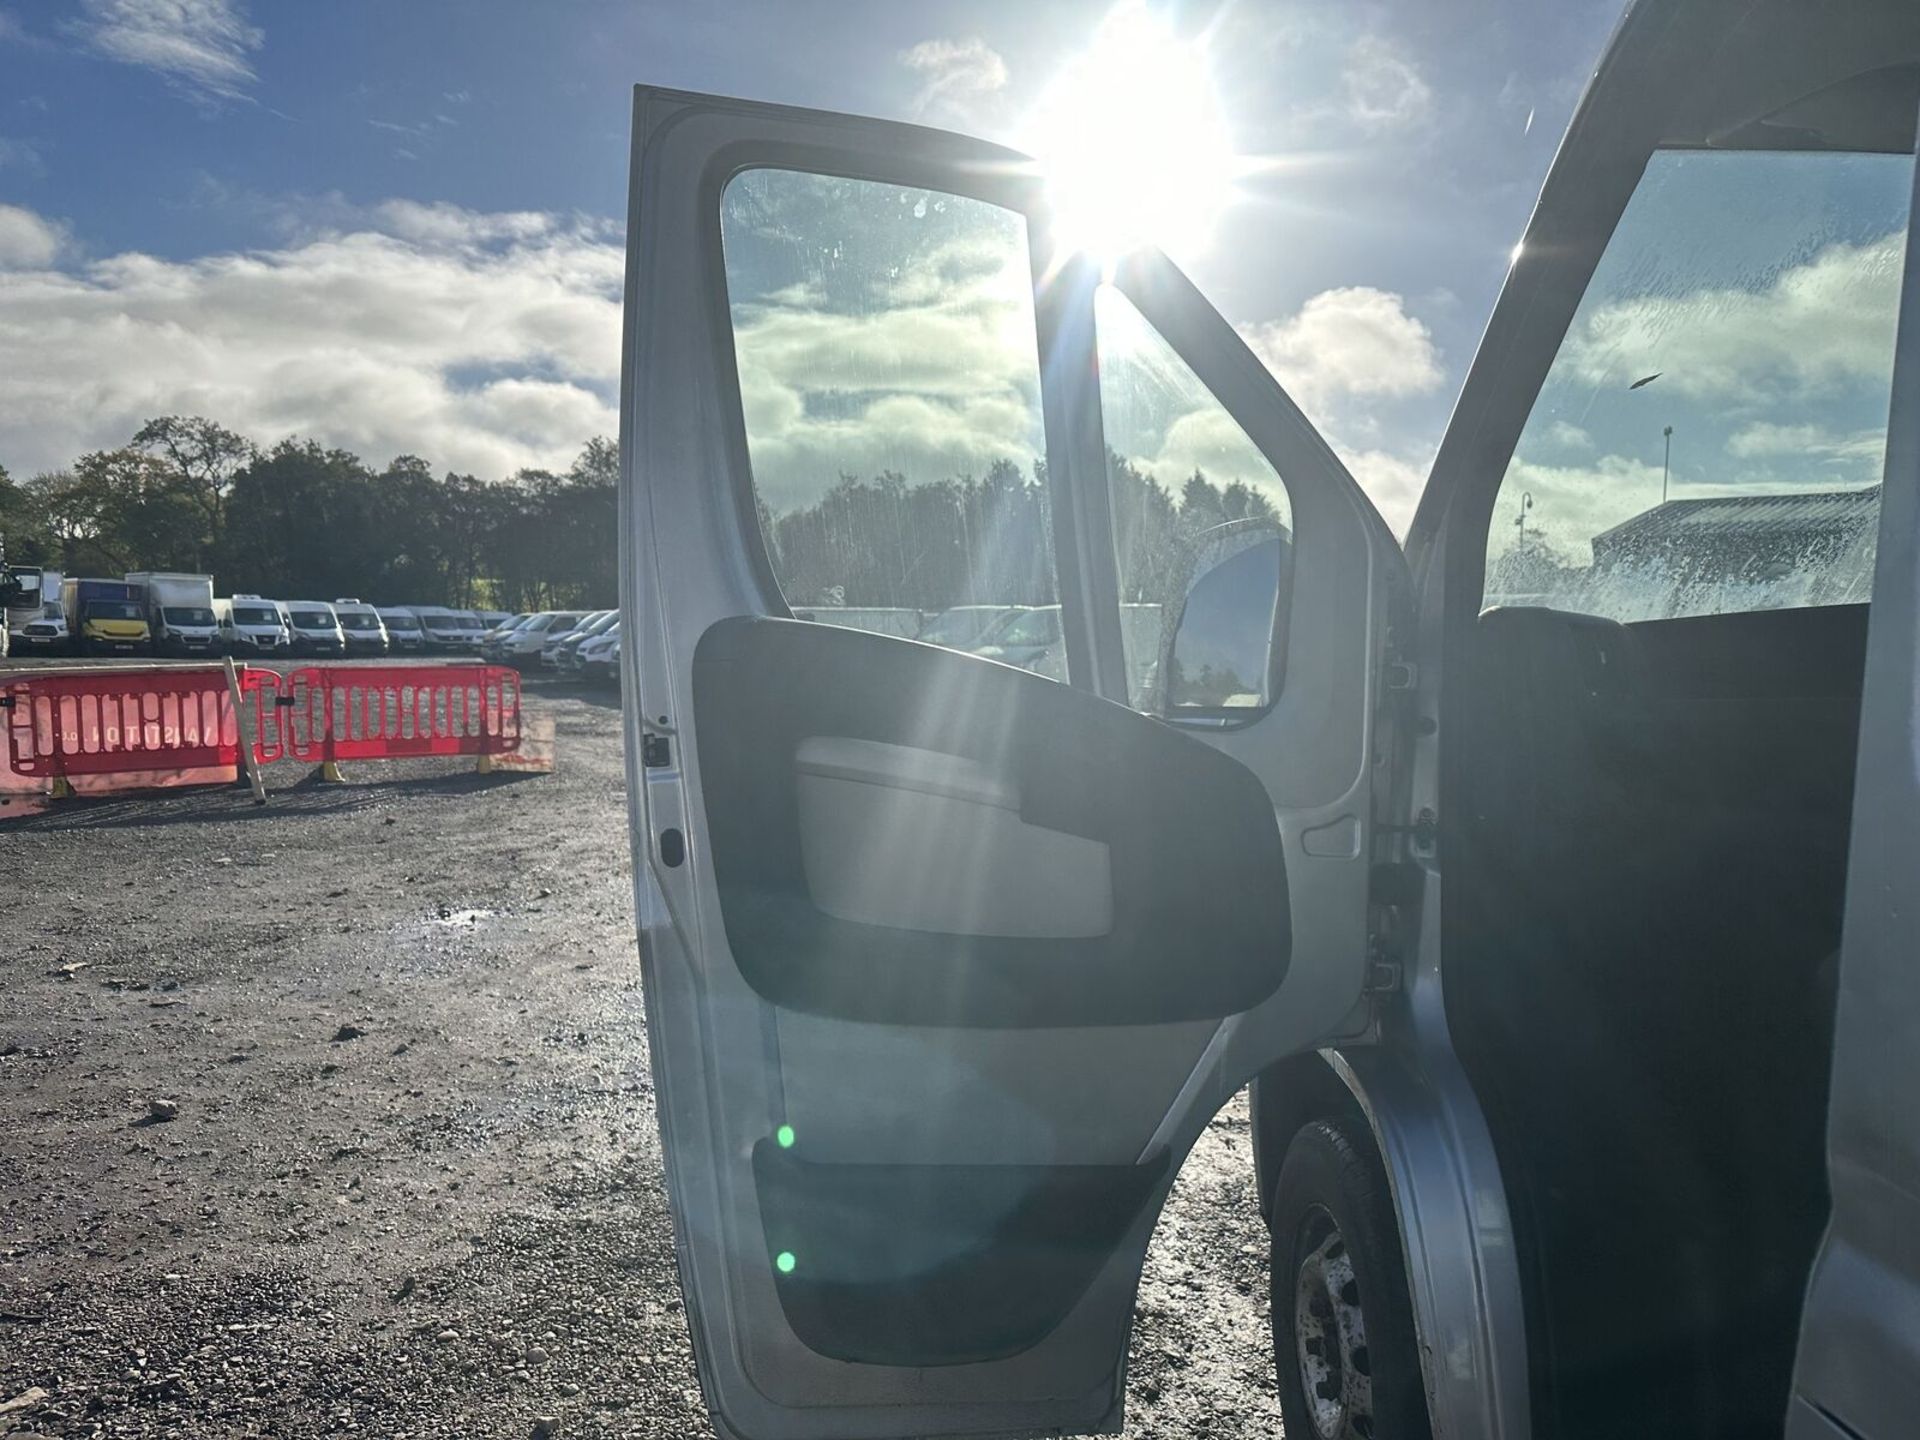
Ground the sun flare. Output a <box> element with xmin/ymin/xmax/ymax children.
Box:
<box><xmin>1021</xmin><ymin>2</ymin><xmax>1238</xmax><ymax>263</ymax></box>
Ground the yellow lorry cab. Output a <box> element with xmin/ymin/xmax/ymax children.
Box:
<box><xmin>60</xmin><ymin>579</ymin><xmax>152</xmax><ymax>654</ymax></box>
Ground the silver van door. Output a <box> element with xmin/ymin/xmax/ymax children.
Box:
<box><xmin>621</xmin><ymin>85</ymin><xmax>1403</xmax><ymax>1440</ymax></box>
<box><xmin>1786</xmin><ymin>116</ymin><xmax>1920</xmax><ymax>1440</ymax></box>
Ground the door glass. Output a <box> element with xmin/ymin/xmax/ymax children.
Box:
<box><xmin>1094</xmin><ymin>284</ymin><xmax>1293</xmax><ymax>711</ymax></box>
<box><xmin>720</xmin><ymin>170</ymin><xmax>1060</xmax><ymax>672</ymax></box>
<box><xmin>1486</xmin><ymin>149</ymin><xmax>1913</xmax><ymax>621</ymax></box>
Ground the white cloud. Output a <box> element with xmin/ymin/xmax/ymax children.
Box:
<box><xmin>730</xmin><ymin>234</ymin><xmax>1041</xmax><ymax>512</ymax></box>
<box><xmin>1340</xmin><ymin>447</ymin><xmax>1431</xmax><ymax>536</ymax></box>
<box><xmin>1543</xmin><ymin>419</ymin><xmax>1592</xmax><ymax>451</ymax></box>
<box><xmin>1342</xmin><ymin>35</ymin><xmax>1431</xmax><ymax>130</ymax></box>
<box><xmin>899</xmin><ymin>37</ymin><xmax>1010</xmax><ymax>123</ymax></box>
<box><xmin>1494</xmin><ymin>451</ymin><xmax>1668</xmax><ymax>562</ymax></box>
<box><xmin>0</xmin><ymin>203</ymin><xmax>65</xmax><ymax>268</ymax></box>
<box><xmin>0</xmin><ymin>137</ymin><xmax>44</xmax><ymax>175</ymax></box>
<box><xmin>1725</xmin><ymin>420</ymin><xmax>1886</xmax><ymax>470</ymax></box>
<box><xmin>1239</xmin><ymin>285</ymin><xmax>1443</xmax><ymax>413</ymax></box>
<box><xmin>1564</xmin><ymin>231</ymin><xmax>1904</xmax><ymax>400</ymax></box>
<box><xmin>0</xmin><ymin>201</ymin><xmax>622</xmax><ymax>479</ymax></box>
<box><xmin>369</xmin><ymin>199</ymin><xmax>560</xmax><ymax>250</ymax></box>
<box><xmin>1232</xmin><ymin>286</ymin><xmax>1444</xmax><ymax>530</ymax></box>
<box><xmin>78</xmin><ymin>0</ymin><xmax>263</xmax><ymax>104</ymax></box>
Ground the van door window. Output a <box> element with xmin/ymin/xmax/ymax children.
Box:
<box><xmin>1485</xmin><ymin>149</ymin><xmax>1913</xmax><ymax>621</ymax></box>
<box><xmin>1094</xmin><ymin>284</ymin><xmax>1292</xmax><ymax>712</ymax></box>
<box><xmin>719</xmin><ymin>170</ymin><xmax>1060</xmax><ymax>670</ymax></box>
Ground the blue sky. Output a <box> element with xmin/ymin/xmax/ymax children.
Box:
<box><xmin>0</xmin><ymin>0</ymin><xmax>1630</xmax><ymax>525</ymax></box>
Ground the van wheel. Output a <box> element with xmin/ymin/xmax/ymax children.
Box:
<box><xmin>1271</xmin><ymin>1118</ymin><xmax>1431</xmax><ymax>1440</ymax></box>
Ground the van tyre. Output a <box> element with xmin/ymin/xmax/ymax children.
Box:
<box><xmin>1271</xmin><ymin>1118</ymin><xmax>1431</xmax><ymax>1440</ymax></box>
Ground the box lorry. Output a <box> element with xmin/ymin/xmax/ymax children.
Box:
<box><xmin>126</xmin><ymin>572</ymin><xmax>219</xmax><ymax>657</ymax></box>
<box><xmin>60</xmin><ymin>578</ymin><xmax>150</xmax><ymax>654</ymax></box>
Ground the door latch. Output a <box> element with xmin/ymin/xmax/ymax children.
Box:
<box><xmin>641</xmin><ymin>713</ymin><xmax>675</xmax><ymax>768</ymax></box>
<box><xmin>1379</xmin><ymin>808</ymin><xmax>1438</xmax><ymax>854</ymax></box>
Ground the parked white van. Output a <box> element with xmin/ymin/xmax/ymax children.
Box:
<box><xmin>282</xmin><ymin>600</ymin><xmax>345</xmax><ymax>657</ymax></box>
<box><xmin>331</xmin><ymin>598</ymin><xmax>389</xmax><ymax>656</ymax></box>
<box><xmin>378</xmin><ymin>606</ymin><xmax>425</xmax><ymax>652</ymax></box>
<box><xmin>217</xmin><ymin>595</ymin><xmax>289</xmax><ymax>655</ymax></box>
<box><xmin>410</xmin><ymin>605</ymin><xmax>469</xmax><ymax>652</ymax></box>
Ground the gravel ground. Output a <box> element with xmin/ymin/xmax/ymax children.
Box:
<box><xmin>0</xmin><ymin>665</ymin><xmax>1283</xmax><ymax>1439</ymax></box>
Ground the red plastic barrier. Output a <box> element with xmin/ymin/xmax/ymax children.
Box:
<box><xmin>3</xmin><ymin>666</ymin><xmax>264</xmax><ymax>779</ymax></box>
<box><xmin>273</xmin><ymin>664</ymin><xmax>522</xmax><ymax>765</ymax></box>
<box><xmin>3</xmin><ymin>663</ymin><xmax>524</xmax><ymax>799</ymax></box>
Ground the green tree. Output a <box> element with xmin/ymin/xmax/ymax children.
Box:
<box><xmin>132</xmin><ymin>416</ymin><xmax>255</xmax><ymax>564</ymax></box>
<box><xmin>34</xmin><ymin>448</ymin><xmax>209</xmax><ymax>574</ymax></box>
<box><xmin>223</xmin><ymin>440</ymin><xmax>383</xmax><ymax>597</ymax></box>
<box><xmin>0</xmin><ymin>462</ymin><xmax>58</xmax><ymax>566</ymax></box>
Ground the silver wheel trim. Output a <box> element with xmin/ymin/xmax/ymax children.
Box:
<box><xmin>1294</xmin><ymin>1208</ymin><xmax>1374</xmax><ymax>1439</ymax></box>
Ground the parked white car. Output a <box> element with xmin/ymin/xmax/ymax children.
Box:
<box><xmin>492</xmin><ymin>610</ymin><xmax>588</xmax><ymax>668</ymax></box>
<box><xmin>579</xmin><ymin>626</ymin><xmax>620</xmax><ymax>685</ymax></box>
<box><xmin>543</xmin><ymin>609</ymin><xmax>617</xmax><ymax>669</ymax></box>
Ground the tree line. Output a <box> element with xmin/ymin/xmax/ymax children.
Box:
<box><xmin>0</xmin><ymin>415</ymin><xmax>1285</xmax><ymax>616</ymax></box>
<box><xmin>0</xmin><ymin>417</ymin><xmax>617</xmax><ymax>609</ymax></box>
<box><xmin>762</xmin><ymin>452</ymin><xmax>1283</xmax><ymax>612</ymax></box>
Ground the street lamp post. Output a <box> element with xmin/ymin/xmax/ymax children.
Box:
<box><xmin>1663</xmin><ymin>424</ymin><xmax>1673</xmax><ymax>503</ymax></box>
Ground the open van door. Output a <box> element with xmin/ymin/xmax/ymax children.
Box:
<box><xmin>620</xmin><ymin>85</ymin><xmax>1406</xmax><ymax>1439</ymax></box>
<box><xmin>1786</xmin><ymin>111</ymin><xmax>1920</xmax><ymax>1440</ymax></box>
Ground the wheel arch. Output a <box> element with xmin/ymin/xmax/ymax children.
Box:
<box><xmin>1251</xmin><ymin>1051</ymin><xmax>1365</xmax><ymax>1226</ymax></box>
<box><xmin>1251</xmin><ymin>1046</ymin><xmax>1532</xmax><ymax>1440</ymax></box>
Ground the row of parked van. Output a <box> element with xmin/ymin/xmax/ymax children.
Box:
<box><xmin>210</xmin><ymin>598</ymin><xmax>521</xmax><ymax>658</ymax></box>
<box><xmin>4</xmin><ymin>568</ymin><xmax>560</xmax><ymax>660</ymax></box>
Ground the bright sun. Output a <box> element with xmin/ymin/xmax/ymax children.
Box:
<box><xmin>1021</xmin><ymin>2</ymin><xmax>1238</xmax><ymax>263</ymax></box>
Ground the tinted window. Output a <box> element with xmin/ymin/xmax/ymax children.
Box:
<box><xmin>721</xmin><ymin>170</ymin><xmax>1060</xmax><ymax>670</ymax></box>
<box><xmin>1486</xmin><ymin>150</ymin><xmax>1912</xmax><ymax>621</ymax></box>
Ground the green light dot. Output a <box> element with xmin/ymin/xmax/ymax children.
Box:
<box><xmin>775</xmin><ymin>1124</ymin><xmax>795</xmax><ymax>1149</ymax></box>
<box><xmin>776</xmin><ymin>1251</ymin><xmax>796</xmax><ymax>1275</ymax></box>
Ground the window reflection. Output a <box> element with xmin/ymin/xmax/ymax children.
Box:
<box><xmin>720</xmin><ymin>170</ymin><xmax>1061</xmax><ymax>669</ymax></box>
<box><xmin>1094</xmin><ymin>284</ymin><xmax>1292</xmax><ymax>711</ymax></box>
<box><xmin>1487</xmin><ymin>149</ymin><xmax>1912</xmax><ymax>621</ymax></box>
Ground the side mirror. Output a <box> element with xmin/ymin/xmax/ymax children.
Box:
<box><xmin>1157</xmin><ymin>522</ymin><xmax>1289</xmax><ymax>716</ymax></box>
